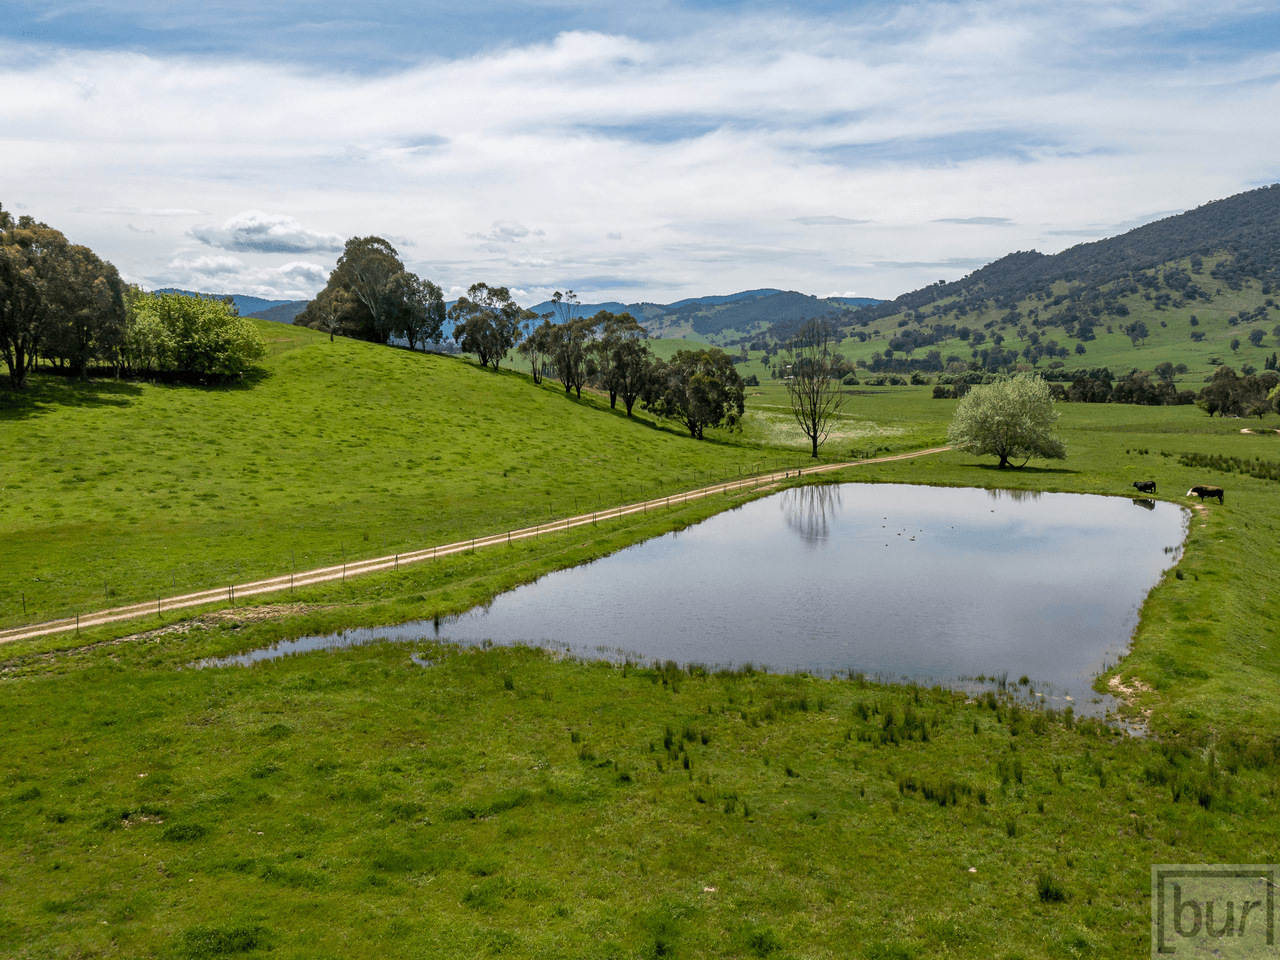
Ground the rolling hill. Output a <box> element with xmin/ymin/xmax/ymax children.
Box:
<box><xmin>796</xmin><ymin>185</ymin><xmax>1280</xmax><ymax>384</ymax></box>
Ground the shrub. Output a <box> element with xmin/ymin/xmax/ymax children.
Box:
<box><xmin>125</xmin><ymin>291</ymin><xmax>266</xmax><ymax>379</ymax></box>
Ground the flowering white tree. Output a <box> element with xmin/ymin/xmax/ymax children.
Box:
<box><xmin>947</xmin><ymin>374</ymin><xmax>1066</xmax><ymax>469</ymax></box>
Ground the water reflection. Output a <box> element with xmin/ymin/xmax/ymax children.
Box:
<box><xmin>204</xmin><ymin>484</ymin><xmax>1188</xmax><ymax>718</ymax></box>
<box><xmin>1132</xmin><ymin>498</ymin><xmax>1156</xmax><ymax>511</ymax></box>
<box><xmin>780</xmin><ymin>484</ymin><xmax>842</xmax><ymax>544</ymax></box>
<box><xmin>986</xmin><ymin>488</ymin><xmax>1043</xmax><ymax>502</ymax></box>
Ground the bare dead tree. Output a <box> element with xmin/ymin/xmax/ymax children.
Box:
<box><xmin>784</xmin><ymin>318</ymin><xmax>844</xmax><ymax>457</ymax></box>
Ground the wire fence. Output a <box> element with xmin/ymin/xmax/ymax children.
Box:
<box><xmin>1</xmin><ymin>449</ymin><xmax>947</xmax><ymax>644</ymax></box>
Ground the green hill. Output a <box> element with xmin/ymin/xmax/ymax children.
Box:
<box><xmin>0</xmin><ymin>324</ymin><xmax>788</xmax><ymax>629</ymax></box>
<box><xmin>806</xmin><ymin>185</ymin><xmax>1280</xmax><ymax>385</ymax></box>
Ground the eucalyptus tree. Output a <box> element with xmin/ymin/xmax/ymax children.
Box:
<box><xmin>644</xmin><ymin>348</ymin><xmax>745</xmax><ymax>440</ymax></box>
<box><xmin>518</xmin><ymin>317</ymin><xmax>554</xmax><ymax>384</ymax></box>
<box><xmin>550</xmin><ymin>289</ymin><xmax>580</xmax><ymax>324</ymax></box>
<box><xmin>592</xmin><ymin>311</ymin><xmax>652</xmax><ymax>414</ymax></box>
<box><xmin>328</xmin><ymin>236</ymin><xmax>405</xmax><ymax>342</ymax></box>
<box><xmin>0</xmin><ymin>210</ymin><xmax>126</xmax><ymax>388</ymax></box>
<box><xmin>548</xmin><ymin>314</ymin><xmax>600</xmax><ymax>397</ymax></box>
<box><xmin>449</xmin><ymin>283</ymin><xmax>528</xmax><ymax>369</ymax></box>
<box><xmin>41</xmin><ymin>243</ymin><xmax>127</xmax><ymax>378</ymax></box>
<box><xmin>784</xmin><ymin>318</ymin><xmax>844</xmax><ymax>457</ymax></box>
<box><xmin>385</xmin><ymin>272</ymin><xmax>446</xmax><ymax>351</ymax></box>
<box><xmin>297</xmin><ymin>285</ymin><xmax>357</xmax><ymax>341</ymax></box>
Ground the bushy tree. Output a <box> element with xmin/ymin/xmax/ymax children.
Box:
<box><xmin>296</xmin><ymin>236</ymin><xmax>446</xmax><ymax>348</ymax></box>
<box><xmin>644</xmin><ymin>348</ymin><xmax>745</xmax><ymax>440</ymax></box>
<box><xmin>449</xmin><ymin>283</ymin><xmax>528</xmax><ymax>369</ymax></box>
<box><xmin>383</xmin><ymin>273</ymin><xmax>445</xmax><ymax>351</ymax></box>
<box><xmin>329</xmin><ymin>236</ymin><xmax>404</xmax><ymax>342</ymax></box>
<box><xmin>947</xmin><ymin>374</ymin><xmax>1066</xmax><ymax>469</ymax></box>
<box><xmin>124</xmin><ymin>291</ymin><xmax>266</xmax><ymax>378</ymax></box>
<box><xmin>1196</xmin><ymin>365</ymin><xmax>1269</xmax><ymax>417</ymax></box>
<box><xmin>0</xmin><ymin>206</ymin><xmax>127</xmax><ymax>387</ymax></box>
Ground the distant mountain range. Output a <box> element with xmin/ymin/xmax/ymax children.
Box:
<box><xmin>158</xmin><ymin>286</ymin><xmax>881</xmax><ymax>344</ymax></box>
<box><xmin>525</xmin><ymin>289</ymin><xmax>880</xmax><ymax>343</ymax></box>
<box><xmin>856</xmin><ymin>183</ymin><xmax>1280</xmax><ymax>326</ymax></box>
<box><xmin>153</xmin><ymin>289</ymin><xmax>309</xmax><ymax>324</ymax></box>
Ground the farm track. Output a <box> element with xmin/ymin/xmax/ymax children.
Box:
<box><xmin>1</xmin><ymin>447</ymin><xmax>950</xmax><ymax>645</ymax></box>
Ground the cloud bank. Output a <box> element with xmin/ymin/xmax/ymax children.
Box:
<box><xmin>1</xmin><ymin>1</ymin><xmax>1277</xmax><ymax>302</ymax></box>
<box><xmin>189</xmin><ymin>211</ymin><xmax>345</xmax><ymax>254</ymax></box>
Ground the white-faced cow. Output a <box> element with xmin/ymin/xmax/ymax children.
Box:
<box><xmin>1133</xmin><ymin>480</ymin><xmax>1156</xmax><ymax>494</ymax></box>
<box><xmin>1187</xmin><ymin>485</ymin><xmax>1224</xmax><ymax>504</ymax></box>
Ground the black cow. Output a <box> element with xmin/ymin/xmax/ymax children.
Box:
<box><xmin>1187</xmin><ymin>485</ymin><xmax>1225</xmax><ymax>504</ymax></box>
<box><xmin>1133</xmin><ymin>480</ymin><xmax>1157</xmax><ymax>494</ymax></box>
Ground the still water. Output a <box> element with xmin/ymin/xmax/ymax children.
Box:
<box><xmin>210</xmin><ymin>484</ymin><xmax>1187</xmax><ymax>712</ymax></box>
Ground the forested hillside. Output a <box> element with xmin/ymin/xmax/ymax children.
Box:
<box><xmin>857</xmin><ymin>184</ymin><xmax>1280</xmax><ymax>327</ymax></box>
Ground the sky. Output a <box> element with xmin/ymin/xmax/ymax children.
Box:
<box><xmin>2</xmin><ymin>0</ymin><xmax>1278</xmax><ymax>306</ymax></box>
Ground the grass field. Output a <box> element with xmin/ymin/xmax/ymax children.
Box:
<box><xmin>4</xmin><ymin>325</ymin><xmax>1280</xmax><ymax>959</ymax></box>
<box><xmin>0</xmin><ymin>324</ymin><xmax>854</xmax><ymax>631</ymax></box>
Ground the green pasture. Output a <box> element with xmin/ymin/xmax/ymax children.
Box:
<box><xmin>0</xmin><ymin>324</ymin><xmax>843</xmax><ymax>631</ymax></box>
<box><xmin>5</xmin><ymin>324</ymin><xmax>1280</xmax><ymax>958</ymax></box>
<box><xmin>6</xmin><ymin>636</ymin><xmax>1276</xmax><ymax>960</ymax></box>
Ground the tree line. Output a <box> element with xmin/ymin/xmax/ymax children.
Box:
<box><xmin>0</xmin><ymin>204</ymin><xmax>265</xmax><ymax>389</ymax></box>
<box><xmin>295</xmin><ymin>243</ymin><xmax>750</xmax><ymax>441</ymax></box>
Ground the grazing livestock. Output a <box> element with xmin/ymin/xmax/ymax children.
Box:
<box><xmin>1187</xmin><ymin>485</ymin><xmax>1225</xmax><ymax>504</ymax></box>
<box><xmin>1133</xmin><ymin>480</ymin><xmax>1157</xmax><ymax>494</ymax></box>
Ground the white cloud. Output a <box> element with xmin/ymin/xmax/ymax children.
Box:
<box><xmin>933</xmin><ymin>217</ymin><xmax>1015</xmax><ymax>226</ymax></box>
<box><xmin>795</xmin><ymin>216</ymin><xmax>872</xmax><ymax>226</ymax></box>
<box><xmin>168</xmin><ymin>254</ymin><xmax>244</xmax><ymax>274</ymax></box>
<box><xmin>471</xmin><ymin>220</ymin><xmax>545</xmax><ymax>244</ymax></box>
<box><xmin>3</xmin><ymin>4</ymin><xmax>1278</xmax><ymax>302</ymax></box>
<box><xmin>189</xmin><ymin>210</ymin><xmax>344</xmax><ymax>254</ymax></box>
<box><xmin>150</xmin><ymin>255</ymin><xmax>329</xmax><ymax>299</ymax></box>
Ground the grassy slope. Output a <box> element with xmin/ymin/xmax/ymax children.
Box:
<box><xmin>833</xmin><ymin>256</ymin><xmax>1280</xmax><ymax>383</ymax></box>
<box><xmin>720</xmin><ymin>255</ymin><xmax>1279</xmax><ymax>390</ymax></box>
<box><xmin>0</xmin><ymin>324</ymin><xmax>839</xmax><ymax>630</ymax></box>
<box><xmin>9</xmin><ymin>643</ymin><xmax>1271</xmax><ymax>960</ymax></box>
<box><xmin>5</xmin><ymin>327</ymin><xmax>1280</xmax><ymax>958</ymax></box>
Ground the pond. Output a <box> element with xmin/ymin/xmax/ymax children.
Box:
<box><xmin>207</xmin><ymin>484</ymin><xmax>1187</xmax><ymax>715</ymax></box>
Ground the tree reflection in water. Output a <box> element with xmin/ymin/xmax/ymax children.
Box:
<box><xmin>780</xmin><ymin>484</ymin><xmax>842</xmax><ymax>544</ymax></box>
<box><xmin>986</xmin><ymin>488</ymin><xmax>1043</xmax><ymax>503</ymax></box>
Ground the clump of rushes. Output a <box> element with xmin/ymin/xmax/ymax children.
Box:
<box><xmin>1037</xmin><ymin>871</ymin><xmax>1067</xmax><ymax>903</ymax></box>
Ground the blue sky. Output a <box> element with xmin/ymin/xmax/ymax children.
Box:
<box><xmin>3</xmin><ymin>0</ymin><xmax>1278</xmax><ymax>304</ymax></box>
